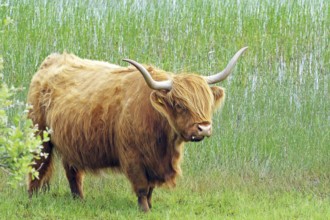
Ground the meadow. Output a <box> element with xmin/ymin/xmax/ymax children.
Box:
<box><xmin>0</xmin><ymin>0</ymin><xmax>329</xmax><ymax>219</ymax></box>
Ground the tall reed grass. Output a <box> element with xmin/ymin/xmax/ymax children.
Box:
<box><xmin>1</xmin><ymin>0</ymin><xmax>329</xmax><ymax>197</ymax></box>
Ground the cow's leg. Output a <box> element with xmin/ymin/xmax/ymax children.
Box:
<box><xmin>28</xmin><ymin>141</ymin><xmax>54</xmax><ymax>197</ymax></box>
<box><xmin>63</xmin><ymin>161</ymin><xmax>85</xmax><ymax>199</ymax></box>
<box><xmin>147</xmin><ymin>186</ymin><xmax>154</xmax><ymax>209</ymax></box>
<box><xmin>126</xmin><ymin>163</ymin><xmax>150</xmax><ymax>212</ymax></box>
<box><xmin>137</xmin><ymin>189</ymin><xmax>149</xmax><ymax>212</ymax></box>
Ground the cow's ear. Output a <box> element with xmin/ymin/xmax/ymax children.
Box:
<box><xmin>150</xmin><ymin>90</ymin><xmax>167</xmax><ymax>105</ymax></box>
<box><xmin>210</xmin><ymin>86</ymin><xmax>225</xmax><ymax>110</ymax></box>
<box><xmin>150</xmin><ymin>90</ymin><xmax>171</xmax><ymax>114</ymax></box>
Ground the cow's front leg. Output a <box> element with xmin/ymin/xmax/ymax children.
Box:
<box><xmin>147</xmin><ymin>186</ymin><xmax>154</xmax><ymax>209</ymax></box>
<box><xmin>137</xmin><ymin>189</ymin><xmax>149</xmax><ymax>212</ymax></box>
<box><xmin>126</xmin><ymin>163</ymin><xmax>150</xmax><ymax>212</ymax></box>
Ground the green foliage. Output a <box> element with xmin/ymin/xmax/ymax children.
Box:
<box><xmin>0</xmin><ymin>58</ymin><xmax>48</xmax><ymax>187</ymax></box>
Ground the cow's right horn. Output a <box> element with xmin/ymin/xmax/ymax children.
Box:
<box><xmin>123</xmin><ymin>59</ymin><xmax>173</xmax><ymax>90</ymax></box>
<box><xmin>205</xmin><ymin>47</ymin><xmax>248</xmax><ymax>84</ymax></box>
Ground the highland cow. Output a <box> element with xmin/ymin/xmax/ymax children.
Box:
<box><xmin>27</xmin><ymin>47</ymin><xmax>247</xmax><ymax>212</ymax></box>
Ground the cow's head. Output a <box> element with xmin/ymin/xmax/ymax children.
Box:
<box><xmin>123</xmin><ymin>47</ymin><xmax>247</xmax><ymax>142</ymax></box>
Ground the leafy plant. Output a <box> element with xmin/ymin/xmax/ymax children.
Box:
<box><xmin>0</xmin><ymin>57</ymin><xmax>48</xmax><ymax>187</ymax></box>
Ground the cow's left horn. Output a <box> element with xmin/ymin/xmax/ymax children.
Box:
<box><xmin>205</xmin><ymin>47</ymin><xmax>248</xmax><ymax>84</ymax></box>
<box><xmin>123</xmin><ymin>59</ymin><xmax>173</xmax><ymax>90</ymax></box>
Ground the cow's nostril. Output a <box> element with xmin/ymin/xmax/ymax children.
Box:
<box><xmin>197</xmin><ymin>124</ymin><xmax>212</xmax><ymax>136</ymax></box>
<box><xmin>197</xmin><ymin>124</ymin><xmax>212</xmax><ymax>132</ymax></box>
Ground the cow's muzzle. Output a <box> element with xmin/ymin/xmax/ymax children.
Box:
<box><xmin>197</xmin><ymin>124</ymin><xmax>212</xmax><ymax>137</ymax></box>
<box><xmin>189</xmin><ymin>122</ymin><xmax>212</xmax><ymax>142</ymax></box>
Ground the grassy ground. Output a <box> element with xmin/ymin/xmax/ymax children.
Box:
<box><xmin>1</xmin><ymin>0</ymin><xmax>329</xmax><ymax>219</ymax></box>
<box><xmin>0</xmin><ymin>172</ymin><xmax>329</xmax><ymax>219</ymax></box>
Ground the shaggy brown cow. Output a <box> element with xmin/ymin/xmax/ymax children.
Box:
<box><xmin>27</xmin><ymin>47</ymin><xmax>247</xmax><ymax>212</ymax></box>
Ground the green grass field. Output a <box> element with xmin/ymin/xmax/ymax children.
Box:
<box><xmin>1</xmin><ymin>0</ymin><xmax>329</xmax><ymax>219</ymax></box>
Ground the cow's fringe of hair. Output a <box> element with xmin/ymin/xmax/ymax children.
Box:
<box><xmin>170</xmin><ymin>74</ymin><xmax>214</xmax><ymax>122</ymax></box>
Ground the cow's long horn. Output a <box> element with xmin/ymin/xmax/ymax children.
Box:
<box><xmin>205</xmin><ymin>47</ymin><xmax>248</xmax><ymax>84</ymax></box>
<box><xmin>123</xmin><ymin>59</ymin><xmax>173</xmax><ymax>90</ymax></box>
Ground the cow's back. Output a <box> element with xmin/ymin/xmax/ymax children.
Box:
<box><xmin>28</xmin><ymin>53</ymin><xmax>127</xmax><ymax>168</ymax></box>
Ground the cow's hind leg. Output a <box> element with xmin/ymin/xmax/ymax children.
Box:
<box><xmin>28</xmin><ymin>141</ymin><xmax>54</xmax><ymax>197</ymax></box>
<box><xmin>63</xmin><ymin>161</ymin><xmax>85</xmax><ymax>199</ymax></box>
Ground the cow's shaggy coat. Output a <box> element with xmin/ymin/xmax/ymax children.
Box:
<box><xmin>27</xmin><ymin>49</ymin><xmax>246</xmax><ymax>211</ymax></box>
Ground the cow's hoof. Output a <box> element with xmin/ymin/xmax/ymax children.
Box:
<box><xmin>138</xmin><ymin>196</ymin><xmax>150</xmax><ymax>212</ymax></box>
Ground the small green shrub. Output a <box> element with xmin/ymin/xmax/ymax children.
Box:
<box><xmin>0</xmin><ymin>57</ymin><xmax>48</xmax><ymax>187</ymax></box>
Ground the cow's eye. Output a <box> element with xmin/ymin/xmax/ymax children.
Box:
<box><xmin>175</xmin><ymin>104</ymin><xmax>186</xmax><ymax>113</ymax></box>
